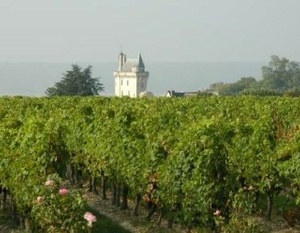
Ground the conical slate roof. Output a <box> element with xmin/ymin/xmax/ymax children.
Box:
<box><xmin>137</xmin><ymin>53</ymin><xmax>145</xmax><ymax>69</ymax></box>
<box><xmin>122</xmin><ymin>53</ymin><xmax>145</xmax><ymax>72</ymax></box>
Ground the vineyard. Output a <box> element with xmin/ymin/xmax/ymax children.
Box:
<box><xmin>1</xmin><ymin>96</ymin><xmax>300</xmax><ymax>232</ymax></box>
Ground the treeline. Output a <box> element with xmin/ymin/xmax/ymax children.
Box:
<box><xmin>208</xmin><ymin>55</ymin><xmax>300</xmax><ymax>96</ymax></box>
<box><xmin>1</xmin><ymin>96</ymin><xmax>300</xmax><ymax>232</ymax></box>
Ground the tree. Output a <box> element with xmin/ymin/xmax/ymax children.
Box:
<box><xmin>208</xmin><ymin>55</ymin><xmax>300</xmax><ymax>96</ymax></box>
<box><xmin>261</xmin><ymin>55</ymin><xmax>300</xmax><ymax>92</ymax></box>
<box><xmin>46</xmin><ymin>65</ymin><xmax>104</xmax><ymax>96</ymax></box>
<box><xmin>209</xmin><ymin>77</ymin><xmax>257</xmax><ymax>95</ymax></box>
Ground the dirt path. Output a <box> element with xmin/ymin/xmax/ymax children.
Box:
<box><xmin>83</xmin><ymin>191</ymin><xmax>300</xmax><ymax>233</ymax></box>
<box><xmin>84</xmin><ymin>192</ymin><xmax>185</xmax><ymax>233</ymax></box>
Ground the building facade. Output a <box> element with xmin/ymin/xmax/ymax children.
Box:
<box><xmin>113</xmin><ymin>52</ymin><xmax>149</xmax><ymax>97</ymax></box>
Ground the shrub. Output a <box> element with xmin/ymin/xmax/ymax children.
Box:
<box><xmin>31</xmin><ymin>177</ymin><xmax>93</xmax><ymax>233</ymax></box>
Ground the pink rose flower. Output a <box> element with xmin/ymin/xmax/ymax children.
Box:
<box><xmin>213</xmin><ymin>210</ymin><xmax>221</xmax><ymax>216</ymax></box>
<box><xmin>59</xmin><ymin>188</ymin><xmax>69</xmax><ymax>196</ymax></box>
<box><xmin>36</xmin><ymin>196</ymin><xmax>44</xmax><ymax>204</ymax></box>
<box><xmin>84</xmin><ymin>211</ymin><xmax>97</xmax><ymax>227</ymax></box>
<box><xmin>45</xmin><ymin>180</ymin><xmax>55</xmax><ymax>187</ymax></box>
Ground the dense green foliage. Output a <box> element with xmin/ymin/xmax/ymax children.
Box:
<box><xmin>46</xmin><ymin>64</ymin><xmax>104</xmax><ymax>96</ymax></box>
<box><xmin>1</xmin><ymin>96</ymin><xmax>300</xmax><ymax>232</ymax></box>
<box><xmin>209</xmin><ymin>55</ymin><xmax>300</xmax><ymax>96</ymax></box>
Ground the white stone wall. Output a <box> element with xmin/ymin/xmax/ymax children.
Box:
<box><xmin>114</xmin><ymin>71</ymin><xmax>149</xmax><ymax>97</ymax></box>
<box><xmin>137</xmin><ymin>75</ymin><xmax>149</xmax><ymax>95</ymax></box>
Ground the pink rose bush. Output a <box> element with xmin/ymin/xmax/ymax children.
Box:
<box><xmin>59</xmin><ymin>188</ymin><xmax>69</xmax><ymax>196</ymax></box>
<box><xmin>84</xmin><ymin>211</ymin><xmax>97</xmax><ymax>227</ymax></box>
<box><xmin>213</xmin><ymin>209</ymin><xmax>225</xmax><ymax>231</ymax></box>
<box><xmin>32</xmin><ymin>178</ymin><xmax>88</xmax><ymax>232</ymax></box>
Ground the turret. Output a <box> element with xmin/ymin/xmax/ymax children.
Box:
<box><xmin>118</xmin><ymin>52</ymin><xmax>126</xmax><ymax>71</ymax></box>
<box><xmin>136</xmin><ymin>53</ymin><xmax>145</xmax><ymax>72</ymax></box>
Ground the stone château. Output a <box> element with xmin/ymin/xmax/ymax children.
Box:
<box><xmin>113</xmin><ymin>52</ymin><xmax>149</xmax><ymax>97</ymax></box>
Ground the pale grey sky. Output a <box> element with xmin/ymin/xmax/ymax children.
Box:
<box><xmin>0</xmin><ymin>0</ymin><xmax>299</xmax><ymax>63</ymax></box>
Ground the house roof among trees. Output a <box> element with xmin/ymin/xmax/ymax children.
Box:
<box><xmin>166</xmin><ymin>90</ymin><xmax>199</xmax><ymax>97</ymax></box>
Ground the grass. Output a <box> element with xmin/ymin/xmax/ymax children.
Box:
<box><xmin>0</xmin><ymin>213</ymin><xmax>23</xmax><ymax>233</ymax></box>
<box><xmin>0</xmin><ymin>206</ymin><xmax>132</xmax><ymax>233</ymax></box>
<box><xmin>85</xmin><ymin>205</ymin><xmax>132</xmax><ymax>233</ymax></box>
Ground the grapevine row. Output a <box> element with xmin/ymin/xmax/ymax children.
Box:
<box><xmin>0</xmin><ymin>96</ymin><xmax>300</xmax><ymax>231</ymax></box>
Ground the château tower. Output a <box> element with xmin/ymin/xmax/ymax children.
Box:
<box><xmin>113</xmin><ymin>52</ymin><xmax>149</xmax><ymax>97</ymax></box>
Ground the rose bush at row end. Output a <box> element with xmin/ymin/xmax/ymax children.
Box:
<box><xmin>31</xmin><ymin>177</ymin><xmax>97</xmax><ymax>233</ymax></box>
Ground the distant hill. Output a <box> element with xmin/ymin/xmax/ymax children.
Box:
<box><xmin>0</xmin><ymin>62</ymin><xmax>266</xmax><ymax>97</ymax></box>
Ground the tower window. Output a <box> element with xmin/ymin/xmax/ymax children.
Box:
<box><xmin>127</xmin><ymin>80</ymin><xmax>129</xmax><ymax>86</ymax></box>
<box><xmin>121</xmin><ymin>80</ymin><xmax>123</xmax><ymax>86</ymax></box>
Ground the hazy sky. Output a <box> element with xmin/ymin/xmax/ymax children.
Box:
<box><xmin>1</xmin><ymin>0</ymin><xmax>300</xmax><ymax>63</ymax></box>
